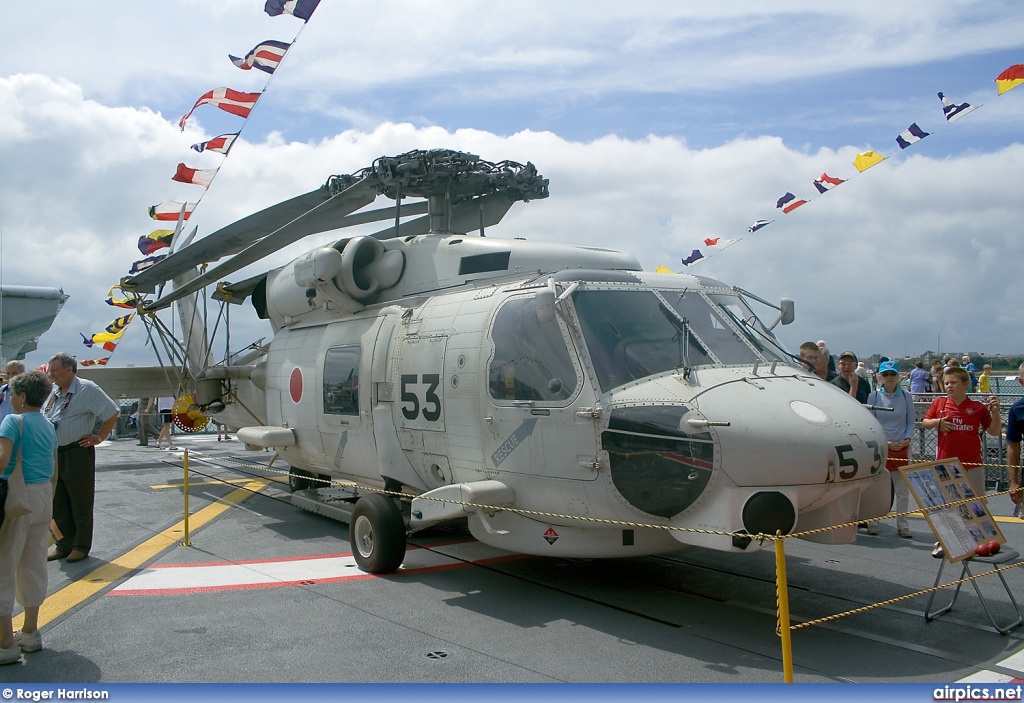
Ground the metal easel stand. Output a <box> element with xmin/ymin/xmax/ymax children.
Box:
<box><xmin>924</xmin><ymin>548</ymin><xmax>1024</xmax><ymax>635</ymax></box>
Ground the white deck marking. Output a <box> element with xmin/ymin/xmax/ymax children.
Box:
<box><xmin>109</xmin><ymin>540</ymin><xmax>519</xmax><ymax>595</ymax></box>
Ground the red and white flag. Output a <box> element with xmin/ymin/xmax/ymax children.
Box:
<box><xmin>191</xmin><ymin>133</ymin><xmax>238</xmax><ymax>155</ymax></box>
<box><xmin>703</xmin><ymin>237</ymin><xmax>737</xmax><ymax>248</ymax></box>
<box><xmin>172</xmin><ymin>163</ymin><xmax>218</xmax><ymax>188</ymax></box>
<box><xmin>178</xmin><ymin>88</ymin><xmax>260</xmax><ymax>131</ymax></box>
<box><xmin>148</xmin><ymin>200</ymin><xmax>196</xmax><ymax>221</ymax></box>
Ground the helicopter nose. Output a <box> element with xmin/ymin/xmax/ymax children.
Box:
<box><xmin>692</xmin><ymin>373</ymin><xmax>886</xmax><ymax>488</ymax></box>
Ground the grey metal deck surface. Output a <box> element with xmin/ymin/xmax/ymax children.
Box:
<box><xmin>2</xmin><ymin>434</ymin><xmax>1023</xmax><ymax>684</ymax></box>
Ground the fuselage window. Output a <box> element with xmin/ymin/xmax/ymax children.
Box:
<box><xmin>323</xmin><ymin>345</ymin><xmax>360</xmax><ymax>415</ymax></box>
<box><xmin>488</xmin><ymin>297</ymin><xmax>578</xmax><ymax>402</ymax></box>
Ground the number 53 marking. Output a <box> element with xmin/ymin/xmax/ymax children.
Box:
<box><xmin>835</xmin><ymin>441</ymin><xmax>882</xmax><ymax>479</ymax></box>
<box><xmin>400</xmin><ymin>373</ymin><xmax>442</xmax><ymax>422</ymax></box>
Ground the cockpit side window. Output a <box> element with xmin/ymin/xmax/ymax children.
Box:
<box><xmin>323</xmin><ymin>345</ymin><xmax>360</xmax><ymax>415</ymax></box>
<box><xmin>488</xmin><ymin>297</ymin><xmax>578</xmax><ymax>402</ymax></box>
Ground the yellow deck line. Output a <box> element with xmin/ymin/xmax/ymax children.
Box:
<box><xmin>15</xmin><ymin>478</ymin><xmax>270</xmax><ymax>630</ymax></box>
<box><xmin>149</xmin><ymin>478</ymin><xmax>262</xmax><ymax>489</ymax></box>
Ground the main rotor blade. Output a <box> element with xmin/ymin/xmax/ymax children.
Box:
<box><xmin>128</xmin><ymin>188</ymin><xmax>334</xmax><ymax>292</ymax></box>
<box><xmin>140</xmin><ymin>180</ymin><xmax>378</xmax><ymax>311</ymax></box>
<box><xmin>368</xmin><ymin>192</ymin><xmax>515</xmax><ymax>240</ymax></box>
<box><xmin>126</xmin><ymin>183</ymin><xmax>419</xmax><ymax>293</ymax></box>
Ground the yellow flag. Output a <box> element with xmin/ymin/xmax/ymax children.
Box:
<box><xmin>853</xmin><ymin>150</ymin><xmax>886</xmax><ymax>172</ymax></box>
<box><xmin>655</xmin><ymin>265</ymin><xmax>677</xmax><ymax>274</ymax></box>
<box><xmin>92</xmin><ymin>328</ymin><xmax>127</xmax><ymax>344</ymax></box>
<box><xmin>995</xmin><ymin>64</ymin><xmax>1024</xmax><ymax>95</ymax></box>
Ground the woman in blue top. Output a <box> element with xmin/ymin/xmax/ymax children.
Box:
<box><xmin>0</xmin><ymin>370</ymin><xmax>58</xmax><ymax>664</ymax></box>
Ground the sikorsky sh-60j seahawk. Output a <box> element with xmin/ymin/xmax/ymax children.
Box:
<box><xmin>87</xmin><ymin>149</ymin><xmax>891</xmax><ymax>574</ymax></box>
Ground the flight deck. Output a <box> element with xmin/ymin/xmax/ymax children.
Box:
<box><xmin>3</xmin><ymin>435</ymin><xmax>1024</xmax><ymax>684</ymax></box>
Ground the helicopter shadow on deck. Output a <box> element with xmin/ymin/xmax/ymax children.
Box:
<box><xmin>396</xmin><ymin>539</ymin><xmax>1024</xmax><ymax>682</ymax></box>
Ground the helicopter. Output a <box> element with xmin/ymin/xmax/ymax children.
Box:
<box><xmin>83</xmin><ymin>148</ymin><xmax>892</xmax><ymax>574</ymax></box>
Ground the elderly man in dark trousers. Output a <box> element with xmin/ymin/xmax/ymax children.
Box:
<box><xmin>43</xmin><ymin>352</ymin><xmax>119</xmax><ymax>563</ymax></box>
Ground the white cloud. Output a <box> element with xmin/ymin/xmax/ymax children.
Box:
<box><xmin>2</xmin><ymin>73</ymin><xmax>1021</xmax><ymax>370</ymax></box>
<box><xmin>3</xmin><ymin>2</ymin><xmax>1022</xmax><ymax>119</ymax></box>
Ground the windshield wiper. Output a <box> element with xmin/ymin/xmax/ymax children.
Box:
<box><xmin>657</xmin><ymin>303</ymin><xmax>709</xmax><ymax>364</ymax></box>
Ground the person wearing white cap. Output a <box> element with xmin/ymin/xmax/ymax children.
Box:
<box><xmin>865</xmin><ymin>360</ymin><xmax>916</xmax><ymax>538</ymax></box>
<box><xmin>962</xmin><ymin>355</ymin><xmax>978</xmax><ymax>392</ymax></box>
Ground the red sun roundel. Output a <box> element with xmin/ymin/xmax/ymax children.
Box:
<box><xmin>289</xmin><ymin>367</ymin><xmax>303</xmax><ymax>404</ymax></box>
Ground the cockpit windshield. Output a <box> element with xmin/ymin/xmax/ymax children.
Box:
<box><xmin>705</xmin><ymin>293</ymin><xmax>789</xmax><ymax>364</ymax></box>
<box><xmin>572</xmin><ymin>288</ymin><xmax>786</xmax><ymax>392</ymax></box>
<box><xmin>660</xmin><ymin>290</ymin><xmax>759</xmax><ymax>366</ymax></box>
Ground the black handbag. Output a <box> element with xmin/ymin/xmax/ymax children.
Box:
<box><xmin>0</xmin><ymin>476</ymin><xmax>7</xmax><ymax>527</ymax></box>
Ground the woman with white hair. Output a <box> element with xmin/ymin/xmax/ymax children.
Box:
<box><xmin>0</xmin><ymin>370</ymin><xmax>58</xmax><ymax>664</ymax></box>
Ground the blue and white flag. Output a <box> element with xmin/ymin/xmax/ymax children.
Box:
<box><xmin>129</xmin><ymin>254</ymin><xmax>167</xmax><ymax>275</ymax></box>
<box><xmin>264</xmin><ymin>0</ymin><xmax>320</xmax><ymax>21</ymax></box>
<box><xmin>229</xmin><ymin>40</ymin><xmax>291</xmax><ymax>74</ymax></box>
<box><xmin>937</xmin><ymin>92</ymin><xmax>978</xmax><ymax>122</ymax></box>
<box><xmin>747</xmin><ymin>220</ymin><xmax>772</xmax><ymax>233</ymax></box>
<box><xmin>681</xmin><ymin>249</ymin><xmax>704</xmax><ymax>266</ymax></box>
<box><xmin>896</xmin><ymin>123</ymin><xmax>930</xmax><ymax>149</ymax></box>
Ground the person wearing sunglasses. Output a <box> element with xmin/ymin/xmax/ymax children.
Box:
<box><xmin>865</xmin><ymin>360</ymin><xmax>916</xmax><ymax>538</ymax></box>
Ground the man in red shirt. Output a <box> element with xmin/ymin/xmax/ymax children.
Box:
<box><xmin>923</xmin><ymin>366</ymin><xmax>1001</xmax><ymax>494</ymax></box>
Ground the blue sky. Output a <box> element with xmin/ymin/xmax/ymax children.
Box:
<box><xmin>1</xmin><ymin>1</ymin><xmax>1023</xmax><ymax>366</ymax></box>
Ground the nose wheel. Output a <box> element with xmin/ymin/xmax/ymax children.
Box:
<box><xmin>350</xmin><ymin>494</ymin><xmax>407</xmax><ymax>574</ymax></box>
<box><xmin>288</xmin><ymin>467</ymin><xmax>313</xmax><ymax>492</ymax></box>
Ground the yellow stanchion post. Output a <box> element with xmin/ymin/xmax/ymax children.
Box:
<box><xmin>182</xmin><ymin>448</ymin><xmax>192</xmax><ymax>547</ymax></box>
<box><xmin>775</xmin><ymin>531</ymin><xmax>794</xmax><ymax>683</ymax></box>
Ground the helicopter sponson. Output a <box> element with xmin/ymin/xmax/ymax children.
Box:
<box><xmin>199</xmin><ymin>237</ymin><xmax>889</xmax><ymax>573</ymax></box>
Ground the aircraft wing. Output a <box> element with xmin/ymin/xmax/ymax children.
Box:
<box><xmin>0</xmin><ymin>286</ymin><xmax>69</xmax><ymax>361</ymax></box>
<box><xmin>77</xmin><ymin>366</ymin><xmax>181</xmax><ymax>400</ymax></box>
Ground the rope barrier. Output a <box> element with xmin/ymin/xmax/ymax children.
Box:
<box><xmin>791</xmin><ymin>559</ymin><xmax>1024</xmax><ymax>631</ymax></box>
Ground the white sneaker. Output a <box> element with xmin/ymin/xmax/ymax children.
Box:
<box><xmin>13</xmin><ymin>630</ymin><xmax>41</xmax><ymax>653</ymax></box>
<box><xmin>898</xmin><ymin>528</ymin><xmax>912</xmax><ymax>539</ymax></box>
<box><xmin>0</xmin><ymin>642</ymin><xmax>21</xmax><ymax>665</ymax></box>
<box><xmin>866</xmin><ymin>523</ymin><xmax>878</xmax><ymax>535</ymax></box>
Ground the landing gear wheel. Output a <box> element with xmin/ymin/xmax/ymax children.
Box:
<box><xmin>350</xmin><ymin>494</ymin><xmax>407</xmax><ymax>574</ymax></box>
<box><xmin>288</xmin><ymin>467</ymin><xmax>312</xmax><ymax>492</ymax></box>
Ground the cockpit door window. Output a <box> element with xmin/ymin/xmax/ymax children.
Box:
<box><xmin>488</xmin><ymin>297</ymin><xmax>579</xmax><ymax>403</ymax></box>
